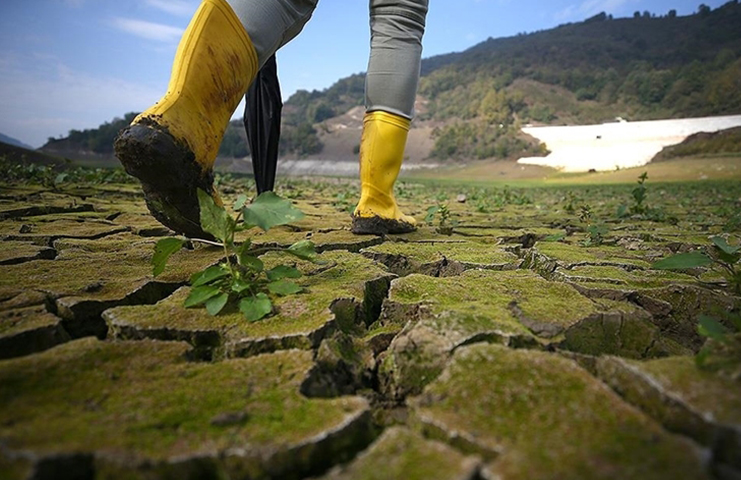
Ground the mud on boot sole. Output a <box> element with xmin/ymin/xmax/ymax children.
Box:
<box><xmin>351</xmin><ymin>215</ymin><xmax>416</xmax><ymax>235</ymax></box>
<box><xmin>114</xmin><ymin>121</ymin><xmax>215</xmax><ymax>239</ymax></box>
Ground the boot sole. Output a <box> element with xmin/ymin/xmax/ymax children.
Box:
<box><xmin>351</xmin><ymin>215</ymin><xmax>417</xmax><ymax>235</ymax></box>
<box><xmin>114</xmin><ymin>121</ymin><xmax>215</xmax><ymax>239</ymax></box>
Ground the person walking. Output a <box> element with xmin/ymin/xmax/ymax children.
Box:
<box><xmin>115</xmin><ymin>0</ymin><xmax>428</xmax><ymax>237</ymax></box>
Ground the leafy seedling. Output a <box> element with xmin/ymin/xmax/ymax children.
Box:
<box><xmin>152</xmin><ymin>189</ymin><xmax>318</xmax><ymax>322</ymax></box>
<box><xmin>652</xmin><ymin>236</ymin><xmax>741</xmax><ymax>294</ymax></box>
<box><xmin>578</xmin><ymin>204</ymin><xmax>607</xmax><ymax>246</ymax></box>
<box><xmin>426</xmin><ymin>202</ymin><xmax>457</xmax><ymax>235</ymax></box>
<box><xmin>695</xmin><ymin>314</ymin><xmax>741</xmax><ymax>379</ymax></box>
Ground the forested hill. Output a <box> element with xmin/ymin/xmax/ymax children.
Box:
<box><xmin>41</xmin><ymin>2</ymin><xmax>741</xmax><ymax>163</ymax></box>
<box><xmin>283</xmin><ymin>2</ymin><xmax>741</xmax><ymax>160</ymax></box>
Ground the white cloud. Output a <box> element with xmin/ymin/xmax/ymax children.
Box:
<box><xmin>144</xmin><ymin>0</ymin><xmax>197</xmax><ymax>17</ymax></box>
<box><xmin>555</xmin><ymin>0</ymin><xmax>636</xmax><ymax>21</ymax></box>
<box><xmin>0</xmin><ymin>55</ymin><xmax>162</xmax><ymax>147</ymax></box>
<box><xmin>112</xmin><ymin>17</ymin><xmax>183</xmax><ymax>43</ymax></box>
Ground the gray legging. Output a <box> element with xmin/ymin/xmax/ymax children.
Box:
<box><xmin>225</xmin><ymin>0</ymin><xmax>428</xmax><ymax>119</ymax></box>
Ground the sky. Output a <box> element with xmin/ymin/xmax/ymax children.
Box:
<box><xmin>0</xmin><ymin>0</ymin><xmax>731</xmax><ymax>148</ymax></box>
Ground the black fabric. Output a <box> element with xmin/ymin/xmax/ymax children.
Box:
<box><xmin>244</xmin><ymin>54</ymin><xmax>282</xmax><ymax>194</ymax></box>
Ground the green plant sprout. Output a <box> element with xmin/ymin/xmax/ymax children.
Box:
<box><xmin>563</xmin><ymin>191</ymin><xmax>582</xmax><ymax>214</ymax></box>
<box><xmin>425</xmin><ymin>202</ymin><xmax>457</xmax><ymax>235</ymax></box>
<box><xmin>631</xmin><ymin>171</ymin><xmax>649</xmax><ymax>214</ymax></box>
<box><xmin>695</xmin><ymin>314</ymin><xmax>740</xmax><ymax>379</ymax></box>
<box><xmin>332</xmin><ymin>190</ymin><xmax>356</xmax><ymax>214</ymax></box>
<box><xmin>652</xmin><ymin>236</ymin><xmax>741</xmax><ymax>294</ymax></box>
<box><xmin>578</xmin><ymin>204</ymin><xmax>607</xmax><ymax>246</ymax></box>
<box><xmin>152</xmin><ymin>189</ymin><xmax>318</xmax><ymax>322</ymax></box>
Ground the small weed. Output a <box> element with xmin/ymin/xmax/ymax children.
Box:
<box><xmin>695</xmin><ymin>314</ymin><xmax>741</xmax><ymax>379</ymax></box>
<box><xmin>652</xmin><ymin>236</ymin><xmax>741</xmax><ymax>294</ymax></box>
<box><xmin>631</xmin><ymin>171</ymin><xmax>649</xmax><ymax>215</ymax></box>
<box><xmin>153</xmin><ymin>190</ymin><xmax>318</xmax><ymax>322</ymax></box>
<box><xmin>563</xmin><ymin>191</ymin><xmax>581</xmax><ymax>214</ymax></box>
<box><xmin>578</xmin><ymin>204</ymin><xmax>607</xmax><ymax>246</ymax></box>
<box><xmin>425</xmin><ymin>202</ymin><xmax>457</xmax><ymax>235</ymax></box>
<box><xmin>332</xmin><ymin>191</ymin><xmax>356</xmax><ymax>214</ymax></box>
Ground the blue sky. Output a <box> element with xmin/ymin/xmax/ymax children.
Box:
<box><xmin>0</xmin><ymin>0</ymin><xmax>730</xmax><ymax>147</ymax></box>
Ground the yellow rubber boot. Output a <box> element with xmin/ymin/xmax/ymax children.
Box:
<box><xmin>351</xmin><ymin>111</ymin><xmax>417</xmax><ymax>235</ymax></box>
<box><xmin>114</xmin><ymin>0</ymin><xmax>258</xmax><ymax>239</ymax></box>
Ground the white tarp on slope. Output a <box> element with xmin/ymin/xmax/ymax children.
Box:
<box><xmin>517</xmin><ymin>114</ymin><xmax>741</xmax><ymax>172</ymax></box>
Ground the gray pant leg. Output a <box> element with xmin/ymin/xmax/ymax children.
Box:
<box><xmin>365</xmin><ymin>0</ymin><xmax>428</xmax><ymax>119</ymax></box>
<box><xmin>225</xmin><ymin>0</ymin><xmax>318</xmax><ymax>68</ymax></box>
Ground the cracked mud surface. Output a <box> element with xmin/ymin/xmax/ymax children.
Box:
<box><xmin>1</xmin><ymin>178</ymin><xmax>740</xmax><ymax>479</ymax></box>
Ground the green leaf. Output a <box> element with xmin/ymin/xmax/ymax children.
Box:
<box><xmin>287</xmin><ymin>240</ymin><xmax>317</xmax><ymax>261</ymax></box>
<box><xmin>267</xmin><ymin>279</ymin><xmax>303</xmax><ymax>296</ymax></box>
<box><xmin>266</xmin><ymin>265</ymin><xmax>302</xmax><ymax>281</ymax></box>
<box><xmin>239</xmin><ymin>254</ymin><xmax>264</xmax><ymax>273</ymax></box>
<box><xmin>231</xmin><ymin>279</ymin><xmax>252</xmax><ymax>294</ymax></box>
<box><xmin>616</xmin><ymin>204</ymin><xmax>628</xmax><ymax>218</ymax></box>
<box><xmin>197</xmin><ymin>189</ymin><xmax>234</xmax><ymax>242</ymax></box>
<box><xmin>697</xmin><ymin>315</ymin><xmax>728</xmax><ymax>341</ymax></box>
<box><xmin>233</xmin><ymin>194</ymin><xmax>248</xmax><ymax>211</ymax></box>
<box><xmin>711</xmin><ymin>236</ymin><xmax>740</xmax><ymax>255</ymax></box>
<box><xmin>239</xmin><ymin>293</ymin><xmax>272</xmax><ymax>322</ymax></box>
<box><xmin>652</xmin><ymin>251</ymin><xmax>713</xmax><ymax>270</ymax></box>
<box><xmin>184</xmin><ymin>285</ymin><xmax>222</xmax><ymax>308</ymax></box>
<box><xmin>152</xmin><ymin>238</ymin><xmax>184</xmax><ymax>277</ymax></box>
<box><xmin>242</xmin><ymin>192</ymin><xmax>305</xmax><ymax>231</ymax></box>
<box><xmin>205</xmin><ymin>292</ymin><xmax>229</xmax><ymax>316</ymax></box>
<box><xmin>191</xmin><ymin>265</ymin><xmax>229</xmax><ymax>287</ymax></box>
<box><xmin>425</xmin><ymin>206</ymin><xmax>439</xmax><ymax>223</ymax></box>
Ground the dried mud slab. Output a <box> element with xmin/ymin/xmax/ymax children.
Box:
<box><xmin>362</xmin><ymin>240</ymin><xmax>520</xmax><ymax>277</ymax></box>
<box><xmin>0</xmin><ymin>241</ymin><xmax>55</xmax><ymax>265</ymax></box>
<box><xmin>524</xmin><ymin>242</ymin><xmax>654</xmax><ymax>277</ymax></box>
<box><xmin>0</xmin><ymin>240</ymin><xmax>223</xmax><ymax>339</ymax></box>
<box><xmin>411</xmin><ymin>344</ymin><xmax>710</xmax><ymax>480</ymax></box>
<box><xmin>0</xmin><ymin>218</ymin><xmax>129</xmax><ymax>245</ymax></box>
<box><xmin>378</xmin><ymin>270</ymin><xmax>676</xmax><ymax>399</ymax></box>
<box><xmin>0</xmin><ymin>338</ymin><xmax>373</xmax><ymax>480</ymax></box>
<box><xmin>0</xmin><ymin>203</ymin><xmax>95</xmax><ymax>221</ymax></box>
<box><xmin>597</xmin><ymin>355</ymin><xmax>741</xmax><ymax>476</ymax></box>
<box><xmin>316</xmin><ymin>426</ymin><xmax>481</xmax><ymax>480</ymax></box>
<box><xmin>0</xmin><ymin>305</ymin><xmax>70</xmax><ymax>359</ymax></box>
<box><xmin>244</xmin><ymin>228</ymin><xmax>385</xmax><ymax>254</ymax></box>
<box><xmin>104</xmin><ymin>251</ymin><xmax>394</xmax><ymax>360</ymax></box>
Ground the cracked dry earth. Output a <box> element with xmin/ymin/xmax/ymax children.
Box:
<box><xmin>1</xmin><ymin>179</ymin><xmax>740</xmax><ymax>480</ymax></box>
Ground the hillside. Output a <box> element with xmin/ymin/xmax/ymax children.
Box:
<box><xmin>0</xmin><ymin>133</ymin><xmax>32</xmax><ymax>150</ymax></box>
<box><xmin>652</xmin><ymin>125</ymin><xmax>741</xmax><ymax>161</ymax></box>
<box><xmin>286</xmin><ymin>1</ymin><xmax>741</xmax><ymax>162</ymax></box>
<box><xmin>36</xmin><ymin>1</ymin><xmax>741</xmax><ymax>166</ymax></box>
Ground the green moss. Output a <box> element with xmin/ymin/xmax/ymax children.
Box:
<box><xmin>320</xmin><ymin>427</ymin><xmax>478</xmax><ymax>480</ymax></box>
<box><xmin>0</xmin><ymin>242</ymin><xmax>222</xmax><ymax>302</ymax></box>
<box><xmin>390</xmin><ymin>270</ymin><xmax>596</xmax><ymax>332</ymax></box>
<box><xmin>412</xmin><ymin>344</ymin><xmax>708</xmax><ymax>480</ymax></box>
<box><xmin>535</xmin><ymin>242</ymin><xmax>652</xmax><ymax>268</ymax></box>
<box><xmin>557</xmin><ymin>265</ymin><xmax>696</xmax><ymax>289</ymax></box>
<box><xmin>0</xmin><ymin>338</ymin><xmax>369</xmax><ymax>468</ymax></box>
<box><xmin>626</xmin><ymin>356</ymin><xmax>741</xmax><ymax>425</ymax></box>
<box><xmin>0</xmin><ymin>306</ymin><xmax>61</xmax><ymax>337</ymax></box>
<box><xmin>0</xmin><ymin>241</ymin><xmax>53</xmax><ymax>264</ymax></box>
<box><xmin>0</xmin><ymin>452</ymin><xmax>32</xmax><ymax>480</ymax></box>
<box><xmin>363</xmin><ymin>241</ymin><xmax>518</xmax><ymax>267</ymax></box>
<box><xmin>0</xmin><ymin>218</ymin><xmax>128</xmax><ymax>241</ymax></box>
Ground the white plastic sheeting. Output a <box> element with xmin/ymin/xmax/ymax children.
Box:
<box><xmin>517</xmin><ymin>115</ymin><xmax>741</xmax><ymax>172</ymax></box>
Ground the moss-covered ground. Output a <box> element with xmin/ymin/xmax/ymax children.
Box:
<box><xmin>0</xmin><ymin>171</ymin><xmax>739</xmax><ymax>479</ymax></box>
